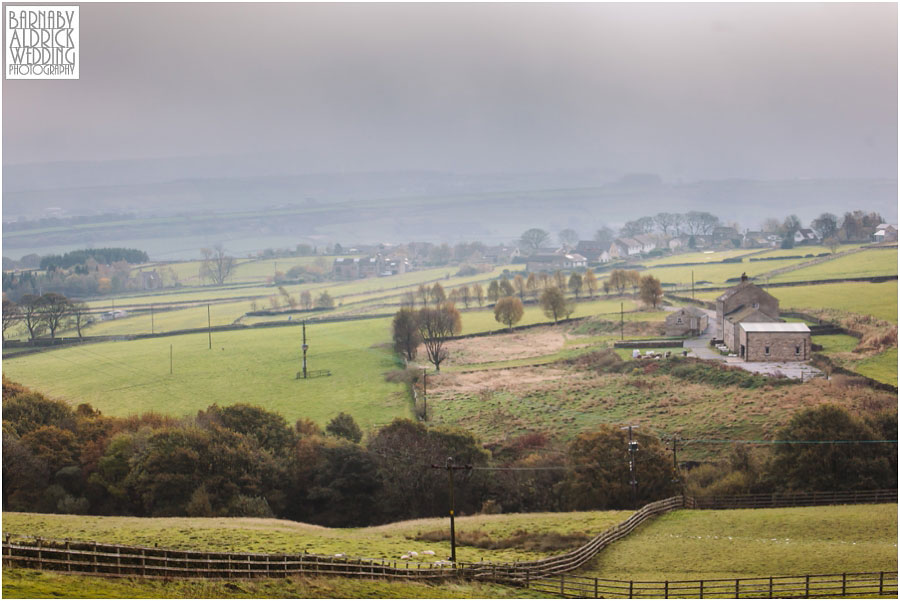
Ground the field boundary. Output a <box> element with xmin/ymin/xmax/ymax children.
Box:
<box><xmin>5</xmin><ymin>490</ymin><xmax>896</xmax><ymax>588</ymax></box>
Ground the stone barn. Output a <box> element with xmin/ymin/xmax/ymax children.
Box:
<box><xmin>665</xmin><ymin>306</ymin><xmax>709</xmax><ymax>336</ymax></box>
<box><xmin>738</xmin><ymin>323</ymin><xmax>811</xmax><ymax>362</ymax></box>
<box><xmin>716</xmin><ymin>275</ymin><xmax>780</xmax><ymax>352</ymax></box>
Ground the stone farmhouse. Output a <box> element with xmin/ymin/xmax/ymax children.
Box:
<box><xmin>525</xmin><ymin>253</ymin><xmax>588</xmax><ymax>273</ymax></box>
<box><xmin>575</xmin><ymin>240</ymin><xmax>612</xmax><ymax>263</ymax></box>
<box><xmin>333</xmin><ymin>256</ymin><xmax>389</xmax><ymax>279</ymax></box>
<box><xmin>715</xmin><ymin>275</ymin><xmax>810</xmax><ymax>362</ymax></box>
<box><xmin>739</xmin><ymin>323</ymin><xmax>811</xmax><ymax>362</ymax></box>
<box><xmin>665</xmin><ymin>306</ymin><xmax>709</xmax><ymax>336</ymax></box>
<box><xmin>873</xmin><ymin>224</ymin><xmax>898</xmax><ymax>243</ymax></box>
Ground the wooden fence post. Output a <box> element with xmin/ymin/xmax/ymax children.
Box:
<box><xmin>37</xmin><ymin>538</ymin><xmax>43</xmax><ymax>571</ymax></box>
<box><xmin>594</xmin><ymin>577</ymin><xmax>599</xmax><ymax>598</ymax></box>
<box><xmin>141</xmin><ymin>549</ymin><xmax>146</xmax><ymax>577</ymax></box>
<box><xmin>65</xmin><ymin>541</ymin><xmax>71</xmax><ymax>572</ymax></box>
<box><xmin>699</xmin><ymin>579</ymin><xmax>704</xmax><ymax>598</ymax></box>
<box><xmin>805</xmin><ymin>574</ymin><xmax>810</xmax><ymax>598</ymax></box>
<box><xmin>93</xmin><ymin>542</ymin><xmax>98</xmax><ymax>573</ymax></box>
<box><xmin>879</xmin><ymin>571</ymin><xmax>884</xmax><ymax>594</ymax></box>
<box><xmin>768</xmin><ymin>576</ymin><xmax>773</xmax><ymax>598</ymax></box>
<box><xmin>735</xmin><ymin>578</ymin><xmax>739</xmax><ymax>598</ymax></box>
<box><xmin>665</xmin><ymin>580</ymin><xmax>669</xmax><ymax>598</ymax></box>
<box><xmin>560</xmin><ymin>573</ymin><xmax>565</xmax><ymax>595</ymax></box>
<box><xmin>841</xmin><ymin>572</ymin><xmax>846</xmax><ymax>596</ymax></box>
<box><xmin>629</xmin><ymin>580</ymin><xmax>634</xmax><ymax>598</ymax></box>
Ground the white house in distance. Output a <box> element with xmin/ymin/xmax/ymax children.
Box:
<box><xmin>793</xmin><ymin>229</ymin><xmax>819</xmax><ymax>245</ymax></box>
<box><xmin>873</xmin><ymin>224</ymin><xmax>898</xmax><ymax>243</ymax></box>
<box><xmin>525</xmin><ymin>253</ymin><xmax>587</xmax><ymax>273</ymax></box>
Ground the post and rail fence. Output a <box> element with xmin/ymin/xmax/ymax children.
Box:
<box><xmin>4</xmin><ymin>490</ymin><xmax>897</xmax><ymax>597</ymax></box>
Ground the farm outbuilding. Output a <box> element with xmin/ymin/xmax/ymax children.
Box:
<box><xmin>738</xmin><ymin>322</ymin><xmax>811</xmax><ymax>362</ymax></box>
<box><xmin>665</xmin><ymin>306</ymin><xmax>709</xmax><ymax>336</ymax></box>
<box><xmin>716</xmin><ymin>276</ymin><xmax>780</xmax><ymax>352</ymax></box>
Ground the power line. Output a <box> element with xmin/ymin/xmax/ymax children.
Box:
<box><xmin>683</xmin><ymin>439</ymin><xmax>898</xmax><ymax>445</ymax></box>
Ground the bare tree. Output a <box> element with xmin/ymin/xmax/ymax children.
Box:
<box><xmin>568</xmin><ymin>272</ymin><xmax>583</xmax><ymax>299</ymax></box>
<box><xmin>38</xmin><ymin>293</ymin><xmax>72</xmax><ymax>339</ymax></box>
<box><xmin>417</xmin><ymin>302</ymin><xmax>462</xmax><ymax>371</ymax></box>
<box><xmin>811</xmin><ymin>213</ymin><xmax>839</xmax><ymax>240</ymax></box>
<box><xmin>526</xmin><ymin>273</ymin><xmax>539</xmax><ymax>300</ymax></box>
<box><xmin>513</xmin><ymin>274</ymin><xmax>526</xmax><ymax>299</ymax></box>
<box><xmin>392</xmin><ymin>308</ymin><xmax>422</xmax><ymax>361</ymax></box>
<box><xmin>494</xmin><ymin>296</ymin><xmax>524</xmax><ymax>330</ymax></box>
<box><xmin>639</xmin><ymin>275</ymin><xmax>663</xmax><ymax>308</ymax></box>
<box><xmin>69</xmin><ymin>300</ymin><xmax>90</xmax><ymax>338</ymax></box>
<box><xmin>2</xmin><ymin>299</ymin><xmax>21</xmax><ymax>340</ymax></box>
<box><xmin>487</xmin><ymin>280</ymin><xmax>501</xmax><ymax>303</ymax></box>
<box><xmin>653</xmin><ymin>212</ymin><xmax>677</xmax><ymax>235</ymax></box>
<box><xmin>684</xmin><ymin>211</ymin><xmax>720</xmax><ymax>235</ymax></box>
<box><xmin>300</xmin><ymin>290</ymin><xmax>313</xmax><ymax>310</ymax></box>
<box><xmin>417</xmin><ymin>284</ymin><xmax>430</xmax><ymax>308</ymax></box>
<box><xmin>200</xmin><ymin>245</ymin><xmax>236</xmax><ymax>285</ymax></box>
<box><xmin>472</xmin><ymin>283</ymin><xmax>485</xmax><ymax>307</ymax></box>
<box><xmin>558</xmin><ymin>228</ymin><xmax>579</xmax><ymax>248</ymax></box>
<box><xmin>519</xmin><ymin>228</ymin><xmax>550</xmax><ymax>254</ymax></box>
<box><xmin>540</xmin><ymin>287</ymin><xmax>568</xmax><ymax>324</ymax></box>
<box><xmin>583</xmin><ymin>268</ymin><xmax>598</xmax><ymax>299</ymax></box>
<box><xmin>18</xmin><ymin>294</ymin><xmax>45</xmax><ymax>340</ymax></box>
<box><xmin>430</xmin><ymin>282</ymin><xmax>446</xmax><ymax>304</ymax></box>
<box><xmin>457</xmin><ymin>285</ymin><xmax>471</xmax><ymax>309</ymax></box>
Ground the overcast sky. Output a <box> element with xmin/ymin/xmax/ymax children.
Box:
<box><xmin>2</xmin><ymin>2</ymin><xmax>897</xmax><ymax>181</ymax></box>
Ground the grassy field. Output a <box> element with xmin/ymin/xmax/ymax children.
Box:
<box><xmin>811</xmin><ymin>334</ymin><xmax>859</xmax><ymax>353</ymax></box>
<box><xmin>852</xmin><ymin>348</ymin><xmax>898</xmax><ymax>385</ymax></box>
<box><xmin>640</xmin><ymin>249</ymin><xmax>756</xmax><ymax>267</ymax></box>
<box><xmin>694</xmin><ymin>281</ymin><xmax>898</xmax><ymax>323</ymax></box>
<box><xmin>2</xmin><ymin>318</ymin><xmax>410</xmax><ymax>429</ymax></box>
<box><xmin>751</xmin><ymin>243</ymin><xmax>863</xmax><ymax>259</ymax></box>
<box><xmin>1</xmin><ymin>570</ymin><xmax>546</xmax><ymax>599</ymax></box>
<box><xmin>577</xmin><ymin>504</ymin><xmax>898</xmax><ymax>581</ymax></box>
<box><xmin>767</xmin><ymin>248</ymin><xmax>898</xmax><ymax>283</ymax></box>
<box><xmin>642</xmin><ymin>258</ymin><xmax>809</xmax><ymax>289</ymax></box>
<box><xmin>1</xmin><ymin>510</ymin><xmax>629</xmax><ymax>564</ymax></box>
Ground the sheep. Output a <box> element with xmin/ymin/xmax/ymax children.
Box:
<box><xmin>334</xmin><ymin>553</ymin><xmax>346</xmax><ymax>558</ymax></box>
<box><xmin>408</xmin><ymin>551</ymin><xmax>418</xmax><ymax>557</ymax></box>
<box><xmin>400</xmin><ymin>554</ymin><xmax>410</xmax><ymax>560</ymax></box>
<box><xmin>422</xmin><ymin>550</ymin><xmax>435</xmax><ymax>556</ymax></box>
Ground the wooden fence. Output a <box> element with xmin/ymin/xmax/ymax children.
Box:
<box><xmin>1</xmin><ymin>536</ymin><xmax>456</xmax><ymax>581</ymax></box>
<box><xmin>687</xmin><ymin>489</ymin><xmax>897</xmax><ymax>510</ymax></box>
<box><xmin>4</xmin><ymin>491</ymin><xmax>898</xmax><ymax>596</ymax></box>
<box><xmin>525</xmin><ymin>571</ymin><xmax>898</xmax><ymax>598</ymax></box>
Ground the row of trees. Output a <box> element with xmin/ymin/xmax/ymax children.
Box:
<box><xmin>3</xmin><ymin>293</ymin><xmax>90</xmax><ymax>341</ymax></box>
<box><xmin>5</xmin><ymin>379</ymin><xmax>892</xmax><ymax>525</ymax></box>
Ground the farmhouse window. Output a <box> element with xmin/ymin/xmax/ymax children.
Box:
<box><xmin>676</xmin><ymin>317</ymin><xmax>683</xmax><ymax>324</ymax></box>
<box><xmin>764</xmin><ymin>346</ymin><xmax>770</xmax><ymax>356</ymax></box>
<box><xmin>752</xmin><ymin>302</ymin><xmax>759</xmax><ymax>309</ymax></box>
<box><xmin>795</xmin><ymin>345</ymin><xmax>800</xmax><ymax>355</ymax></box>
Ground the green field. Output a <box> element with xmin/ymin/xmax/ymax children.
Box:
<box><xmin>695</xmin><ymin>281</ymin><xmax>898</xmax><ymax>323</ymax></box>
<box><xmin>1</xmin><ymin>509</ymin><xmax>629</xmax><ymax>564</ymax></box>
<box><xmin>642</xmin><ymin>258</ymin><xmax>809</xmax><ymax>289</ymax></box>
<box><xmin>2</xmin><ymin>319</ymin><xmax>409</xmax><ymax>429</ymax></box>
<box><xmin>577</xmin><ymin>504</ymin><xmax>898</xmax><ymax>581</ymax></box>
<box><xmin>1</xmin><ymin>571</ymin><xmax>544</xmax><ymax>599</ymax></box>
<box><xmin>640</xmin><ymin>249</ymin><xmax>756</xmax><ymax>267</ymax></box>
<box><xmin>853</xmin><ymin>348</ymin><xmax>898</xmax><ymax>385</ymax></box>
<box><xmin>768</xmin><ymin>248</ymin><xmax>898</xmax><ymax>283</ymax></box>
<box><xmin>811</xmin><ymin>334</ymin><xmax>859</xmax><ymax>353</ymax></box>
<box><xmin>751</xmin><ymin>243</ymin><xmax>863</xmax><ymax>259</ymax></box>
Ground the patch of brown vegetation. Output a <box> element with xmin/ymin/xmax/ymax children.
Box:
<box><xmin>413</xmin><ymin>528</ymin><xmax>591</xmax><ymax>552</ymax></box>
<box><xmin>437</xmin><ymin>327</ymin><xmax>573</xmax><ymax>366</ymax></box>
<box><xmin>429</xmin><ymin>367</ymin><xmax>568</xmax><ymax>395</ymax></box>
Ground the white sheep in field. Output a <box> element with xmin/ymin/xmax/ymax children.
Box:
<box><xmin>422</xmin><ymin>550</ymin><xmax>435</xmax><ymax>556</ymax></box>
<box><xmin>334</xmin><ymin>553</ymin><xmax>346</xmax><ymax>558</ymax></box>
<box><xmin>408</xmin><ymin>551</ymin><xmax>418</xmax><ymax>557</ymax></box>
<box><xmin>400</xmin><ymin>554</ymin><xmax>410</xmax><ymax>560</ymax></box>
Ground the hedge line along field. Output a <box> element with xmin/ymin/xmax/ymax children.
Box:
<box><xmin>576</xmin><ymin>504</ymin><xmax>898</xmax><ymax>582</ymax></box>
<box><xmin>640</xmin><ymin>258</ymin><xmax>812</xmax><ymax>289</ymax></box>
<box><xmin>694</xmin><ymin>281</ymin><xmax>898</xmax><ymax>323</ymax></box>
<box><xmin>639</xmin><ymin>249</ymin><xmax>757</xmax><ymax>266</ymax></box>
<box><xmin>1</xmin><ymin>570</ymin><xmax>550</xmax><ymax>599</ymax></box>
<box><xmin>768</xmin><ymin>248</ymin><xmax>898</xmax><ymax>283</ymax></box>
<box><xmin>1</xmin><ymin>509</ymin><xmax>630</xmax><ymax>564</ymax></box>
<box><xmin>2</xmin><ymin>318</ymin><xmax>410</xmax><ymax>429</ymax></box>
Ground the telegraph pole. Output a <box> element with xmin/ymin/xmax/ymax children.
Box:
<box><xmin>620</xmin><ymin>302</ymin><xmax>624</xmax><ymax>341</ymax></box>
<box><xmin>151</xmin><ymin>304</ymin><xmax>154</xmax><ymax>335</ymax></box>
<box><xmin>621</xmin><ymin>425</ymin><xmax>639</xmax><ymax>509</ymax></box>
<box><xmin>169</xmin><ymin>344</ymin><xmax>173</xmax><ymax>375</ymax></box>
<box><xmin>691</xmin><ymin>270</ymin><xmax>695</xmax><ymax>299</ymax></box>
<box><xmin>207</xmin><ymin>304</ymin><xmax>212</xmax><ymax>350</ymax></box>
<box><xmin>301</xmin><ymin>320</ymin><xmax>309</xmax><ymax>379</ymax></box>
<box><xmin>422</xmin><ymin>368</ymin><xmax>427</xmax><ymax>420</ymax></box>
<box><xmin>431</xmin><ymin>457</ymin><xmax>472</xmax><ymax>564</ymax></box>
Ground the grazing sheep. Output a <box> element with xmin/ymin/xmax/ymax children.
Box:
<box><xmin>334</xmin><ymin>553</ymin><xmax>346</xmax><ymax>558</ymax></box>
<box><xmin>422</xmin><ymin>550</ymin><xmax>435</xmax><ymax>556</ymax></box>
<box><xmin>400</xmin><ymin>554</ymin><xmax>410</xmax><ymax>560</ymax></box>
<box><xmin>408</xmin><ymin>551</ymin><xmax>418</xmax><ymax>557</ymax></box>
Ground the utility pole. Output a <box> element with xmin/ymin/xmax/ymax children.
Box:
<box><xmin>301</xmin><ymin>320</ymin><xmax>309</xmax><ymax>379</ymax></box>
<box><xmin>431</xmin><ymin>457</ymin><xmax>472</xmax><ymax>564</ymax></box>
<box><xmin>620</xmin><ymin>302</ymin><xmax>624</xmax><ymax>341</ymax></box>
<box><xmin>621</xmin><ymin>425</ymin><xmax>639</xmax><ymax>509</ymax></box>
<box><xmin>151</xmin><ymin>304</ymin><xmax>154</xmax><ymax>335</ymax></box>
<box><xmin>691</xmin><ymin>270</ymin><xmax>695</xmax><ymax>299</ymax></box>
<box><xmin>422</xmin><ymin>368</ymin><xmax>427</xmax><ymax>420</ymax></box>
<box><xmin>169</xmin><ymin>344</ymin><xmax>173</xmax><ymax>375</ymax></box>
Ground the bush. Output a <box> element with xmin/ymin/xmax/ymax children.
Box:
<box><xmin>226</xmin><ymin>495</ymin><xmax>274</xmax><ymax>518</ymax></box>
